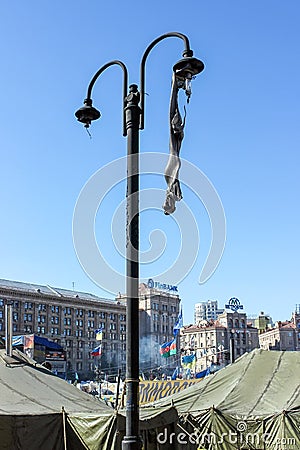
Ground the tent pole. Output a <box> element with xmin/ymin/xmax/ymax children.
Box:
<box><xmin>62</xmin><ymin>406</ymin><xmax>68</xmax><ymax>450</ymax></box>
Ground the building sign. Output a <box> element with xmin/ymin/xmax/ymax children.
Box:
<box><xmin>225</xmin><ymin>297</ymin><xmax>244</xmax><ymax>312</ymax></box>
<box><xmin>147</xmin><ymin>278</ymin><xmax>178</xmax><ymax>292</ymax></box>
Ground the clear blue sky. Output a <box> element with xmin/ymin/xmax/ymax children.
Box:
<box><xmin>0</xmin><ymin>1</ymin><xmax>299</xmax><ymax>324</ymax></box>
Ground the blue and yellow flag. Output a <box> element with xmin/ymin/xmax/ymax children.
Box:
<box><xmin>95</xmin><ymin>328</ymin><xmax>103</xmax><ymax>341</ymax></box>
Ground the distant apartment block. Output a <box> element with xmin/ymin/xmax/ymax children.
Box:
<box><xmin>194</xmin><ymin>300</ymin><xmax>223</xmax><ymax>324</ymax></box>
<box><xmin>253</xmin><ymin>311</ymin><xmax>273</xmax><ymax>334</ymax></box>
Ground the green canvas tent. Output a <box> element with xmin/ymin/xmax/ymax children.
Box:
<box><xmin>1</xmin><ymin>345</ymin><xmax>299</xmax><ymax>449</ymax></box>
<box><xmin>0</xmin><ymin>346</ymin><xmax>116</xmax><ymax>449</ymax></box>
<box><xmin>0</xmin><ymin>346</ymin><xmax>179</xmax><ymax>449</ymax></box>
<box><xmin>140</xmin><ymin>349</ymin><xmax>300</xmax><ymax>449</ymax></box>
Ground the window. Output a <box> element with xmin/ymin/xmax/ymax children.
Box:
<box><xmin>38</xmin><ymin>304</ymin><xmax>46</xmax><ymax>312</ymax></box>
<box><xmin>76</xmin><ymin>362</ymin><xmax>82</xmax><ymax>371</ymax></box>
<box><xmin>88</xmin><ymin>310</ymin><xmax>95</xmax><ymax>318</ymax></box>
<box><xmin>13</xmin><ymin>324</ymin><xmax>18</xmax><ymax>332</ymax></box>
<box><xmin>51</xmin><ymin>305</ymin><xmax>60</xmax><ymax>313</ymax></box>
<box><xmin>66</xmin><ymin>340</ymin><xmax>72</xmax><ymax>347</ymax></box>
<box><xmin>76</xmin><ymin>330</ymin><xmax>83</xmax><ymax>337</ymax></box>
<box><xmin>51</xmin><ymin>316</ymin><xmax>59</xmax><ymax>324</ymax></box>
<box><xmin>0</xmin><ymin>299</ymin><xmax>4</xmax><ymax>307</ymax></box>
<box><xmin>24</xmin><ymin>314</ymin><xmax>32</xmax><ymax>322</ymax></box>
<box><xmin>25</xmin><ymin>302</ymin><xmax>33</xmax><ymax>309</ymax></box>
<box><xmin>64</xmin><ymin>328</ymin><xmax>71</xmax><ymax>336</ymax></box>
<box><xmin>14</xmin><ymin>301</ymin><xmax>19</xmax><ymax>308</ymax></box>
<box><xmin>77</xmin><ymin>351</ymin><xmax>83</xmax><ymax>359</ymax></box>
<box><xmin>38</xmin><ymin>315</ymin><xmax>46</xmax><ymax>323</ymax></box>
<box><xmin>109</xmin><ymin>313</ymin><xmax>116</xmax><ymax>321</ymax></box>
<box><xmin>64</xmin><ymin>318</ymin><xmax>71</xmax><ymax>326</ymax></box>
<box><xmin>119</xmin><ymin>314</ymin><xmax>126</xmax><ymax>321</ymax></box>
<box><xmin>0</xmin><ymin>311</ymin><xmax>3</xmax><ymax>319</ymax></box>
<box><xmin>110</xmin><ymin>323</ymin><xmax>116</xmax><ymax>330</ymax></box>
<box><xmin>120</xmin><ymin>324</ymin><xmax>126</xmax><ymax>332</ymax></box>
<box><xmin>0</xmin><ymin>322</ymin><xmax>3</xmax><ymax>331</ymax></box>
<box><xmin>63</xmin><ymin>307</ymin><xmax>71</xmax><ymax>315</ymax></box>
<box><xmin>99</xmin><ymin>311</ymin><xmax>106</xmax><ymax>319</ymax></box>
<box><xmin>37</xmin><ymin>326</ymin><xmax>46</xmax><ymax>334</ymax></box>
<box><xmin>76</xmin><ymin>319</ymin><xmax>83</xmax><ymax>327</ymax></box>
<box><xmin>51</xmin><ymin>327</ymin><xmax>59</xmax><ymax>335</ymax></box>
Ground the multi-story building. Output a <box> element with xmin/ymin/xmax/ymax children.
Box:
<box><xmin>259</xmin><ymin>306</ymin><xmax>300</xmax><ymax>351</ymax></box>
<box><xmin>181</xmin><ymin>309</ymin><xmax>259</xmax><ymax>373</ymax></box>
<box><xmin>194</xmin><ymin>300</ymin><xmax>223</xmax><ymax>324</ymax></box>
<box><xmin>117</xmin><ymin>280</ymin><xmax>181</xmax><ymax>371</ymax></box>
<box><xmin>253</xmin><ymin>311</ymin><xmax>273</xmax><ymax>334</ymax></box>
<box><xmin>0</xmin><ymin>278</ymin><xmax>181</xmax><ymax>378</ymax></box>
<box><xmin>0</xmin><ymin>279</ymin><xmax>127</xmax><ymax>378</ymax></box>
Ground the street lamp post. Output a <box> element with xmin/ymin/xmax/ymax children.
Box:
<box><xmin>75</xmin><ymin>32</ymin><xmax>204</xmax><ymax>450</ymax></box>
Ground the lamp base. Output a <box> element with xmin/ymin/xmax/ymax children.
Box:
<box><xmin>122</xmin><ymin>436</ymin><xmax>142</xmax><ymax>450</ymax></box>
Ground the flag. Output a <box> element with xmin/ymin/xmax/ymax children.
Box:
<box><xmin>160</xmin><ymin>340</ymin><xmax>172</xmax><ymax>358</ymax></box>
<box><xmin>170</xmin><ymin>338</ymin><xmax>176</xmax><ymax>356</ymax></box>
<box><xmin>171</xmin><ymin>367</ymin><xmax>179</xmax><ymax>380</ymax></box>
<box><xmin>173</xmin><ymin>307</ymin><xmax>183</xmax><ymax>337</ymax></box>
<box><xmin>182</xmin><ymin>354</ymin><xmax>195</xmax><ymax>364</ymax></box>
<box><xmin>91</xmin><ymin>344</ymin><xmax>102</xmax><ymax>357</ymax></box>
<box><xmin>182</xmin><ymin>353</ymin><xmax>195</xmax><ymax>368</ymax></box>
<box><xmin>195</xmin><ymin>367</ymin><xmax>210</xmax><ymax>379</ymax></box>
<box><xmin>95</xmin><ymin>328</ymin><xmax>103</xmax><ymax>341</ymax></box>
<box><xmin>160</xmin><ymin>338</ymin><xmax>176</xmax><ymax>358</ymax></box>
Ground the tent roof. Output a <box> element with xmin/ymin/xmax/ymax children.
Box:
<box><xmin>0</xmin><ymin>348</ymin><xmax>112</xmax><ymax>416</ymax></box>
<box><xmin>141</xmin><ymin>349</ymin><xmax>300</xmax><ymax>418</ymax></box>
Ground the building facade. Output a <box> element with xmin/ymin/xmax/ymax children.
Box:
<box><xmin>194</xmin><ymin>300</ymin><xmax>223</xmax><ymax>324</ymax></box>
<box><xmin>259</xmin><ymin>307</ymin><xmax>300</xmax><ymax>351</ymax></box>
<box><xmin>118</xmin><ymin>281</ymin><xmax>181</xmax><ymax>371</ymax></box>
<box><xmin>0</xmin><ymin>279</ymin><xmax>127</xmax><ymax>379</ymax></box>
<box><xmin>0</xmin><ymin>278</ymin><xmax>181</xmax><ymax>378</ymax></box>
<box><xmin>181</xmin><ymin>310</ymin><xmax>259</xmax><ymax>373</ymax></box>
<box><xmin>253</xmin><ymin>311</ymin><xmax>273</xmax><ymax>334</ymax></box>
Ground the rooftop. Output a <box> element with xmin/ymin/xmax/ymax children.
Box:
<box><xmin>0</xmin><ymin>278</ymin><xmax>116</xmax><ymax>304</ymax></box>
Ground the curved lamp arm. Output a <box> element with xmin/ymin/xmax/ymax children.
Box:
<box><xmin>139</xmin><ymin>32</ymin><xmax>193</xmax><ymax>130</ymax></box>
<box><xmin>76</xmin><ymin>60</ymin><xmax>128</xmax><ymax>136</ymax></box>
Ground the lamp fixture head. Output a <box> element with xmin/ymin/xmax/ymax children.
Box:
<box><xmin>75</xmin><ymin>98</ymin><xmax>101</xmax><ymax>128</ymax></box>
<box><xmin>173</xmin><ymin>53</ymin><xmax>204</xmax><ymax>102</ymax></box>
<box><xmin>173</xmin><ymin>56</ymin><xmax>204</xmax><ymax>80</ymax></box>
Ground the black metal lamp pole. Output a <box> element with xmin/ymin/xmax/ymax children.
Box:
<box><xmin>75</xmin><ymin>32</ymin><xmax>204</xmax><ymax>450</ymax></box>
